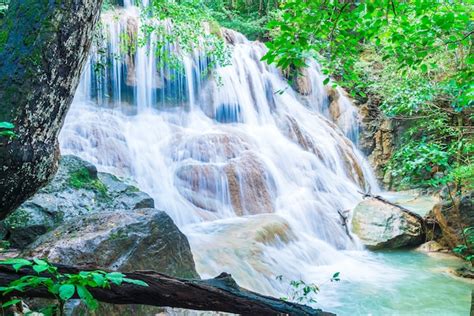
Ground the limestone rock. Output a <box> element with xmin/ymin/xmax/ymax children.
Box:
<box><xmin>293</xmin><ymin>68</ymin><xmax>312</xmax><ymax>95</ymax></box>
<box><xmin>174</xmin><ymin>133</ymin><xmax>276</xmax><ymax>216</ymax></box>
<box><xmin>2</xmin><ymin>155</ymin><xmax>154</xmax><ymax>248</ymax></box>
<box><xmin>430</xmin><ymin>191</ymin><xmax>474</xmax><ymax>249</ymax></box>
<box><xmin>416</xmin><ymin>241</ymin><xmax>447</xmax><ymax>253</ymax></box>
<box><xmin>23</xmin><ymin>209</ymin><xmax>198</xmax><ymax>316</ymax></box>
<box><xmin>190</xmin><ymin>214</ymin><xmax>297</xmax><ymax>279</ymax></box>
<box><xmin>352</xmin><ymin>198</ymin><xmax>425</xmax><ymax>249</ymax></box>
<box><xmin>23</xmin><ymin>209</ymin><xmax>198</xmax><ymax>278</ymax></box>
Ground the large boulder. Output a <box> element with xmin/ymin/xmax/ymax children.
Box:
<box><xmin>23</xmin><ymin>209</ymin><xmax>199</xmax><ymax>315</ymax></box>
<box><xmin>351</xmin><ymin>198</ymin><xmax>425</xmax><ymax>249</ymax></box>
<box><xmin>429</xmin><ymin>191</ymin><xmax>474</xmax><ymax>249</ymax></box>
<box><xmin>23</xmin><ymin>209</ymin><xmax>198</xmax><ymax>278</ymax></box>
<box><xmin>1</xmin><ymin>155</ymin><xmax>154</xmax><ymax>248</ymax></box>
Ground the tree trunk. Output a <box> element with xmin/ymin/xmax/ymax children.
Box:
<box><xmin>0</xmin><ymin>264</ymin><xmax>332</xmax><ymax>316</ymax></box>
<box><xmin>0</xmin><ymin>0</ymin><xmax>103</xmax><ymax>218</ymax></box>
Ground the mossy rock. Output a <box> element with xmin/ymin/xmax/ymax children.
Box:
<box><xmin>2</xmin><ymin>155</ymin><xmax>154</xmax><ymax>248</ymax></box>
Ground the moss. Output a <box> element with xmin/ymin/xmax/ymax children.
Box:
<box><xmin>5</xmin><ymin>209</ymin><xmax>30</xmax><ymax>228</ymax></box>
<box><xmin>69</xmin><ymin>168</ymin><xmax>109</xmax><ymax>199</ymax></box>
<box><xmin>0</xmin><ymin>28</ymin><xmax>8</xmax><ymax>53</ymax></box>
<box><xmin>109</xmin><ymin>230</ymin><xmax>128</xmax><ymax>240</ymax></box>
<box><xmin>127</xmin><ymin>185</ymin><xmax>140</xmax><ymax>193</ymax></box>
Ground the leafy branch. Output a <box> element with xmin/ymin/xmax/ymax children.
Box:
<box><xmin>0</xmin><ymin>259</ymin><xmax>148</xmax><ymax>316</ymax></box>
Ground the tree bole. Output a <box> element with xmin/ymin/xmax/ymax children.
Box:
<box><xmin>0</xmin><ymin>0</ymin><xmax>103</xmax><ymax>218</ymax></box>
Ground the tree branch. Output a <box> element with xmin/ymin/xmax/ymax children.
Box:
<box><xmin>0</xmin><ymin>264</ymin><xmax>333</xmax><ymax>316</ymax></box>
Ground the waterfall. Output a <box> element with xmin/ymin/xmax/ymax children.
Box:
<box><xmin>59</xmin><ymin>6</ymin><xmax>392</xmax><ymax>311</ymax></box>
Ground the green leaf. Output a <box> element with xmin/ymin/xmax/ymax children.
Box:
<box><xmin>33</xmin><ymin>264</ymin><xmax>49</xmax><ymax>274</ymax></box>
<box><xmin>33</xmin><ymin>258</ymin><xmax>48</xmax><ymax>266</ymax></box>
<box><xmin>59</xmin><ymin>284</ymin><xmax>75</xmax><ymax>300</ymax></box>
<box><xmin>106</xmin><ymin>272</ymin><xmax>125</xmax><ymax>285</ymax></box>
<box><xmin>77</xmin><ymin>285</ymin><xmax>99</xmax><ymax>310</ymax></box>
<box><xmin>123</xmin><ymin>278</ymin><xmax>149</xmax><ymax>287</ymax></box>
<box><xmin>0</xmin><ymin>122</ymin><xmax>14</xmax><ymax>129</ymax></box>
<box><xmin>92</xmin><ymin>273</ymin><xmax>106</xmax><ymax>287</ymax></box>
<box><xmin>2</xmin><ymin>299</ymin><xmax>21</xmax><ymax>308</ymax></box>
<box><xmin>323</xmin><ymin>77</ymin><xmax>330</xmax><ymax>85</ymax></box>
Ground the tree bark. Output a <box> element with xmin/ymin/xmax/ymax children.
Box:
<box><xmin>0</xmin><ymin>0</ymin><xmax>103</xmax><ymax>218</ymax></box>
<box><xmin>0</xmin><ymin>264</ymin><xmax>332</xmax><ymax>316</ymax></box>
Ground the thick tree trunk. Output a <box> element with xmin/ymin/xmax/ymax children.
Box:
<box><xmin>0</xmin><ymin>0</ymin><xmax>103</xmax><ymax>218</ymax></box>
<box><xmin>0</xmin><ymin>264</ymin><xmax>332</xmax><ymax>315</ymax></box>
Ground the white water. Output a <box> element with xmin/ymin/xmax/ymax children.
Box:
<box><xmin>59</xmin><ymin>6</ymin><xmax>471</xmax><ymax>315</ymax></box>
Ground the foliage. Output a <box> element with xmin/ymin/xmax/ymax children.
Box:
<box><xmin>140</xmin><ymin>0</ymin><xmax>231</xmax><ymax>74</ymax></box>
<box><xmin>263</xmin><ymin>0</ymin><xmax>472</xmax><ymax>95</ymax></box>
<box><xmin>204</xmin><ymin>0</ymin><xmax>279</xmax><ymax>40</ymax></box>
<box><xmin>275</xmin><ymin>272</ymin><xmax>340</xmax><ymax>305</ymax></box>
<box><xmin>261</xmin><ymin>0</ymin><xmax>473</xmax><ymax>190</ymax></box>
<box><xmin>0</xmin><ymin>258</ymin><xmax>148</xmax><ymax>316</ymax></box>
<box><xmin>0</xmin><ymin>121</ymin><xmax>15</xmax><ymax>140</ymax></box>
<box><xmin>453</xmin><ymin>227</ymin><xmax>474</xmax><ymax>264</ymax></box>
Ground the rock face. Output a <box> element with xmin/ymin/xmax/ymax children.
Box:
<box><xmin>174</xmin><ymin>133</ymin><xmax>276</xmax><ymax>216</ymax></box>
<box><xmin>352</xmin><ymin>198</ymin><xmax>425</xmax><ymax>249</ymax></box>
<box><xmin>23</xmin><ymin>209</ymin><xmax>198</xmax><ymax>279</ymax></box>
<box><xmin>292</xmin><ymin>68</ymin><xmax>312</xmax><ymax>95</ymax></box>
<box><xmin>1</xmin><ymin>155</ymin><xmax>154</xmax><ymax>248</ymax></box>
<box><xmin>429</xmin><ymin>191</ymin><xmax>474</xmax><ymax>249</ymax></box>
<box><xmin>358</xmin><ymin>100</ymin><xmax>397</xmax><ymax>188</ymax></box>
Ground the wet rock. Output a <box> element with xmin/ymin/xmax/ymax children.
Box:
<box><xmin>225</xmin><ymin>152</ymin><xmax>276</xmax><ymax>216</ymax></box>
<box><xmin>416</xmin><ymin>241</ymin><xmax>447</xmax><ymax>253</ymax></box>
<box><xmin>429</xmin><ymin>191</ymin><xmax>474</xmax><ymax>249</ymax></box>
<box><xmin>175</xmin><ymin>152</ymin><xmax>276</xmax><ymax>216</ymax></box>
<box><xmin>23</xmin><ymin>209</ymin><xmax>198</xmax><ymax>278</ymax></box>
<box><xmin>454</xmin><ymin>266</ymin><xmax>474</xmax><ymax>279</ymax></box>
<box><xmin>173</xmin><ymin>133</ymin><xmax>250</xmax><ymax>163</ymax></box>
<box><xmin>357</xmin><ymin>96</ymin><xmax>405</xmax><ymax>188</ymax></box>
<box><xmin>293</xmin><ymin>68</ymin><xmax>312</xmax><ymax>95</ymax></box>
<box><xmin>175</xmin><ymin>164</ymin><xmax>226</xmax><ymax>213</ymax></box>
<box><xmin>352</xmin><ymin>198</ymin><xmax>425</xmax><ymax>250</ymax></box>
<box><xmin>23</xmin><ymin>209</ymin><xmax>198</xmax><ymax>316</ymax></box>
<box><xmin>2</xmin><ymin>155</ymin><xmax>154</xmax><ymax>249</ymax></box>
<box><xmin>190</xmin><ymin>214</ymin><xmax>297</xmax><ymax>280</ymax></box>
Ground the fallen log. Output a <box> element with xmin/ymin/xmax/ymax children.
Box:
<box><xmin>0</xmin><ymin>264</ymin><xmax>333</xmax><ymax>316</ymax></box>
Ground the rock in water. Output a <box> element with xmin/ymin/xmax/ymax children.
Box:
<box><xmin>1</xmin><ymin>155</ymin><xmax>154</xmax><ymax>248</ymax></box>
<box><xmin>351</xmin><ymin>198</ymin><xmax>425</xmax><ymax>249</ymax></box>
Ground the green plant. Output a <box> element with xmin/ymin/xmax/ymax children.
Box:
<box><xmin>0</xmin><ymin>258</ymin><xmax>148</xmax><ymax>316</ymax></box>
<box><xmin>0</xmin><ymin>121</ymin><xmax>15</xmax><ymax>139</ymax></box>
<box><xmin>276</xmin><ymin>272</ymin><xmax>340</xmax><ymax>305</ymax></box>
<box><xmin>453</xmin><ymin>227</ymin><xmax>474</xmax><ymax>264</ymax></box>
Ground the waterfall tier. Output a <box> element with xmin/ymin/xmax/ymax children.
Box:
<box><xmin>59</xmin><ymin>6</ymin><xmax>387</xmax><ymax>311</ymax></box>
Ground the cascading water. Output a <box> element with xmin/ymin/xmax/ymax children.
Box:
<box><xmin>59</xmin><ymin>5</ymin><xmax>472</xmax><ymax>315</ymax></box>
